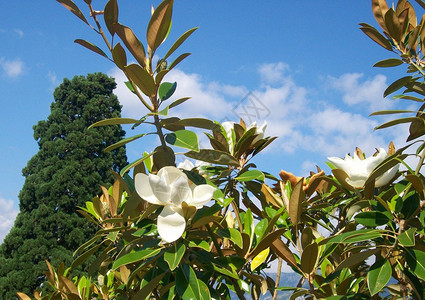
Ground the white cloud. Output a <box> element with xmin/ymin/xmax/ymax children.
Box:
<box><xmin>258</xmin><ymin>62</ymin><xmax>289</xmax><ymax>85</ymax></box>
<box><xmin>0</xmin><ymin>57</ymin><xmax>25</xmax><ymax>78</ymax></box>
<box><xmin>328</xmin><ymin>73</ymin><xmax>391</xmax><ymax>111</ymax></box>
<box><xmin>0</xmin><ymin>197</ymin><xmax>18</xmax><ymax>243</ymax></box>
<box><xmin>47</xmin><ymin>70</ymin><xmax>59</xmax><ymax>86</ymax></box>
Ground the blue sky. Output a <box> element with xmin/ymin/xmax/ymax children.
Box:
<box><xmin>0</xmin><ymin>1</ymin><xmax>416</xmax><ymax>241</ymax></box>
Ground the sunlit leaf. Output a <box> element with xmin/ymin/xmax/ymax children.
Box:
<box><xmin>88</xmin><ymin>117</ymin><xmax>140</xmax><ymax>129</ymax></box>
<box><xmin>384</xmin><ymin>76</ymin><xmax>412</xmax><ymax>97</ymax></box>
<box><xmin>168</xmin><ymin>53</ymin><xmax>191</xmax><ymax>71</ymax></box>
<box><xmin>236</xmin><ymin>170</ymin><xmax>265</xmax><ymax>182</ymax></box>
<box><xmin>398</xmin><ymin>227</ymin><xmax>416</xmax><ymax>247</ymax></box>
<box><xmin>367</xmin><ymin>259</ymin><xmax>391</xmax><ymax>296</ymax></box>
<box><xmin>125</xmin><ymin>64</ymin><xmax>156</xmax><ymax>97</ymax></box>
<box><xmin>300</xmin><ymin>242</ymin><xmax>319</xmax><ymax>274</ymax></box>
<box><xmin>218</xmin><ymin>228</ymin><xmax>243</xmax><ymax>248</ymax></box>
<box><xmin>165</xmin><ymin>130</ymin><xmax>199</xmax><ymax>151</ymax></box>
<box><xmin>164</xmin><ymin>243</ymin><xmax>186</xmax><ymax>271</ymax></box>
<box><xmin>185</xmin><ymin>149</ymin><xmax>240</xmax><ymax>166</ymax></box>
<box><xmin>159</xmin><ymin>82</ymin><xmax>177</xmax><ymax>100</ymax></box>
<box><xmin>104</xmin><ymin>133</ymin><xmax>149</xmax><ymax>152</ymax></box>
<box><xmin>164</xmin><ymin>27</ymin><xmax>198</xmax><ymax>60</ymax></box>
<box><xmin>131</xmin><ymin>273</ymin><xmax>166</xmax><ymax>300</ymax></box>
<box><xmin>336</xmin><ymin>248</ymin><xmax>379</xmax><ymax>271</ymax></box>
<box><xmin>360</xmin><ymin>23</ymin><xmax>392</xmax><ymax>51</ymax></box>
<box><xmin>112</xmin><ymin>248</ymin><xmax>161</xmax><ymax>270</ymax></box>
<box><xmin>56</xmin><ymin>0</ymin><xmax>89</xmax><ymax>25</ymax></box>
<box><xmin>288</xmin><ymin>178</ymin><xmax>304</xmax><ymax>225</ymax></box>
<box><xmin>74</xmin><ymin>39</ymin><xmax>108</xmax><ymax>58</ymax></box>
<box><xmin>114</xmin><ymin>23</ymin><xmax>146</xmax><ymax>67</ymax></box>
<box><xmin>176</xmin><ymin>265</ymin><xmax>210</xmax><ymax>300</ymax></box>
<box><xmin>250</xmin><ymin>247</ymin><xmax>270</xmax><ymax>271</ymax></box>
<box><xmin>406</xmin><ymin>249</ymin><xmax>425</xmax><ymax>280</ymax></box>
<box><xmin>104</xmin><ymin>0</ymin><xmax>118</xmax><ymax>36</ymax></box>
<box><xmin>112</xmin><ymin>42</ymin><xmax>127</xmax><ymax>69</ymax></box>
<box><xmin>147</xmin><ymin>0</ymin><xmax>173</xmax><ymax>52</ymax></box>
<box><xmin>169</xmin><ymin>97</ymin><xmax>191</xmax><ymax>108</ymax></box>
<box><xmin>373</xmin><ymin>58</ymin><xmax>404</xmax><ymax>67</ymax></box>
<box><xmin>370</xmin><ymin>109</ymin><xmax>416</xmax><ymax>116</ymax></box>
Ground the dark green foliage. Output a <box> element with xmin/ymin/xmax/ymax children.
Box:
<box><xmin>0</xmin><ymin>73</ymin><xmax>127</xmax><ymax>298</ymax></box>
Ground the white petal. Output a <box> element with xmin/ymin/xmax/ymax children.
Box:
<box><xmin>190</xmin><ymin>184</ymin><xmax>215</xmax><ymax>208</ymax></box>
<box><xmin>375</xmin><ymin>164</ymin><xmax>399</xmax><ymax>187</ymax></box>
<box><xmin>159</xmin><ymin>166</ymin><xmax>187</xmax><ymax>185</ymax></box>
<box><xmin>178</xmin><ymin>159</ymin><xmax>195</xmax><ymax>171</ymax></box>
<box><xmin>157</xmin><ymin>206</ymin><xmax>186</xmax><ymax>243</ymax></box>
<box><xmin>135</xmin><ymin>173</ymin><xmax>163</xmax><ymax>205</ymax></box>
<box><xmin>169</xmin><ymin>175</ymin><xmax>191</xmax><ymax>206</ymax></box>
<box><xmin>363</xmin><ymin>148</ymin><xmax>387</xmax><ymax>174</ymax></box>
<box><xmin>149</xmin><ymin>174</ymin><xmax>171</xmax><ymax>204</ymax></box>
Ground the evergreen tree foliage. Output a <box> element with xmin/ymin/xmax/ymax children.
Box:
<box><xmin>0</xmin><ymin>73</ymin><xmax>127</xmax><ymax>298</ymax></box>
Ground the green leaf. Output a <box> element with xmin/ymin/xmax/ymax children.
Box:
<box><xmin>57</xmin><ymin>0</ymin><xmax>89</xmax><ymax>25</ymax></box>
<box><xmin>104</xmin><ymin>133</ymin><xmax>149</xmax><ymax>152</ymax></box>
<box><xmin>74</xmin><ymin>39</ymin><xmax>108</xmax><ymax>58</ymax></box>
<box><xmin>164</xmin><ymin>243</ymin><xmax>186</xmax><ymax>271</ymax></box>
<box><xmin>406</xmin><ymin>249</ymin><xmax>425</xmax><ymax>280</ymax></box>
<box><xmin>104</xmin><ymin>0</ymin><xmax>118</xmax><ymax>36</ymax></box>
<box><xmin>244</xmin><ymin>209</ymin><xmax>253</xmax><ymax>238</ymax></box>
<box><xmin>336</xmin><ymin>248</ymin><xmax>380</xmax><ymax>271</ymax></box>
<box><xmin>367</xmin><ymin>260</ymin><xmax>391</xmax><ymax>296</ymax></box>
<box><xmin>360</xmin><ymin>23</ymin><xmax>393</xmax><ymax>51</ymax></box>
<box><xmin>131</xmin><ymin>273</ymin><xmax>166</xmax><ymax>300</ymax></box>
<box><xmin>176</xmin><ymin>265</ymin><xmax>210</xmax><ymax>300</ymax></box>
<box><xmin>125</xmin><ymin>81</ymin><xmax>136</xmax><ymax>93</ymax></box>
<box><xmin>88</xmin><ymin>117</ymin><xmax>140</xmax><ymax>129</ymax></box>
<box><xmin>173</xmin><ymin>118</ymin><xmax>220</xmax><ymax>130</ymax></box>
<box><xmin>185</xmin><ymin>149</ymin><xmax>240</xmax><ymax>166</ymax></box>
<box><xmin>159</xmin><ymin>82</ymin><xmax>177</xmax><ymax>101</ymax></box>
<box><xmin>355</xmin><ymin>211</ymin><xmax>391</xmax><ymax>226</ymax></box>
<box><xmin>147</xmin><ymin>0</ymin><xmax>173</xmax><ymax>52</ymax></box>
<box><xmin>164</xmin><ymin>27</ymin><xmax>198</xmax><ymax>60</ymax></box>
<box><xmin>124</xmin><ymin>64</ymin><xmax>156</xmax><ymax>97</ymax></box>
<box><xmin>236</xmin><ymin>170</ymin><xmax>265</xmax><ymax>182</ymax></box>
<box><xmin>300</xmin><ymin>242</ymin><xmax>319</xmax><ymax>274</ymax></box>
<box><xmin>218</xmin><ymin>228</ymin><xmax>243</xmax><ymax>248</ymax></box>
<box><xmin>384</xmin><ymin>76</ymin><xmax>412</xmax><ymax>97</ymax></box>
<box><xmin>114</xmin><ymin>23</ymin><xmax>146</xmax><ymax>67</ymax></box>
<box><xmin>112</xmin><ymin>248</ymin><xmax>161</xmax><ymax>270</ymax></box>
<box><xmin>370</xmin><ymin>109</ymin><xmax>416</xmax><ymax>116</ymax></box>
<box><xmin>321</xmin><ymin>229</ymin><xmax>383</xmax><ymax>245</ymax></box>
<box><xmin>165</xmin><ymin>130</ymin><xmax>199</xmax><ymax>151</ymax></box>
<box><xmin>398</xmin><ymin>227</ymin><xmax>416</xmax><ymax>247</ymax></box>
<box><xmin>120</xmin><ymin>152</ymin><xmax>153</xmax><ymax>176</ymax></box>
<box><xmin>254</xmin><ymin>219</ymin><xmax>268</xmax><ymax>243</ymax></box>
<box><xmin>112</xmin><ymin>42</ymin><xmax>127</xmax><ymax>69</ymax></box>
<box><xmin>289</xmin><ymin>178</ymin><xmax>305</xmax><ymax>225</ymax></box>
<box><xmin>168</xmin><ymin>52</ymin><xmax>191</xmax><ymax>71</ymax></box>
<box><xmin>250</xmin><ymin>247</ymin><xmax>270</xmax><ymax>271</ymax></box>
<box><xmin>169</xmin><ymin>97</ymin><xmax>190</xmax><ymax>108</ymax></box>
<box><xmin>375</xmin><ymin>117</ymin><xmax>419</xmax><ymax>130</ymax></box>
<box><xmin>71</xmin><ymin>243</ymin><xmax>102</xmax><ymax>269</ymax></box>
<box><xmin>373</xmin><ymin>58</ymin><xmax>404</xmax><ymax>67</ymax></box>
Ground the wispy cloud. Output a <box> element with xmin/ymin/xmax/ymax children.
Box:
<box><xmin>0</xmin><ymin>197</ymin><xmax>18</xmax><ymax>243</ymax></box>
<box><xmin>0</xmin><ymin>57</ymin><xmax>25</xmax><ymax>78</ymax></box>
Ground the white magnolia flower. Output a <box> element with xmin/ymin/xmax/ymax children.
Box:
<box><xmin>135</xmin><ymin>166</ymin><xmax>215</xmax><ymax>243</ymax></box>
<box><xmin>328</xmin><ymin>148</ymin><xmax>399</xmax><ymax>189</ymax></box>
<box><xmin>177</xmin><ymin>159</ymin><xmax>195</xmax><ymax>171</ymax></box>
<box><xmin>221</xmin><ymin>121</ymin><xmax>267</xmax><ymax>154</ymax></box>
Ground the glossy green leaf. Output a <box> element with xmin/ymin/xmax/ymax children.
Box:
<box><xmin>112</xmin><ymin>248</ymin><xmax>161</xmax><ymax>270</ymax></box>
<box><xmin>398</xmin><ymin>227</ymin><xmax>416</xmax><ymax>247</ymax></box>
<box><xmin>164</xmin><ymin>243</ymin><xmax>186</xmax><ymax>271</ymax></box>
<box><xmin>370</xmin><ymin>109</ymin><xmax>416</xmax><ymax>116</ymax></box>
<box><xmin>336</xmin><ymin>248</ymin><xmax>379</xmax><ymax>271</ymax></box>
<box><xmin>173</xmin><ymin>118</ymin><xmax>220</xmax><ymax>130</ymax></box>
<box><xmin>120</xmin><ymin>152</ymin><xmax>153</xmax><ymax>176</ymax></box>
<box><xmin>373</xmin><ymin>58</ymin><xmax>404</xmax><ymax>67</ymax></box>
<box><xmin>104</xmin><ymin>133</ymin><xmax>149</xmax><ymax>152</ymax></box>
<box><xmin>168</xmin><ymin>52</ymin><xmax>191</xmax><ymax>71</ymax></box>
<box><xmin>355</xmin><ymin>211</ymin><xmax>391</xmax><ymax>226</ymax></box>
<box><xmin>250</xmin><ymin>247</ymin><xmax>270</xmax><ymax>271</ymax></box>
<box><xmin>375</xmin><ymin>117</ymin><xmax>419</xmax><ymax>130</ymax></box>
<box><xmin>218</xmin><ymin>228</ymin><xmax>243</xmax><ymax>248</ymax></box>
<box><xmin>159</xmin><ymin>82</ymin><xmax>177</xmax><ymax>100</ymax></box>
<box><xmin>131</xmin><ymin>273</ymin><xmax>165</xmax><ymax>300</ymax></box>
<box><xmin>236</xmin><ymin>170</ymin><xmax>265</xmax><ymax>182</ymax></box>
<box><xmin>185</xmin><ymin>149</ymin><xmax>240</xmax><ymax>166</ymax></box>
<box><xmin>322</xmin><ymin>229</ymin><xmax>383</xmax><ymax>245</ymax></box>
<box><xmin>384</xmin><ymin>76</ymin><xmax>412</xmax><ymax>97</ymax></box>
<box><xmin>164</xmin><ymin>27</ymin><xmax>198</xmax><ymax>60</ymax></box>
<box><xmin>165</xmin><ymin>130</ymin><xmax>199</xmax><ymax>151</ymax></box>
<box><xmin>406</xmin><ymin>249</ymin><xmax>425</xmax><ymax>280</ymax></box>
<box><xmin>125</xmin><ymin>81</ymin><xmax>136</xmax><ymax>93</ymax></box>
<box><xmin>367</xmin><ymin>260</ymin><xmax>391</xmax><ymax>296</ymax></box>
<box><xmin>254</xmin><ymin>219</ymin><xmax>268</xmax><ymax>243</ymax></box>
<box><xmin>74</xmin><ymin>39</ymin><xmax>108</xmax><ymax>58</ymax></box>
<box><xmin>71</xmin><ymin>243</ymin><xmax>102</xmax><ymax>269</ymax></box>
<box><xmin>176</xmin><ymin>265</ymin><xmax>210</xmax><ymax>300</ymax></box>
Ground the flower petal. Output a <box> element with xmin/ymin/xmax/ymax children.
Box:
<box><xmin>157</xmin><ymin>206</ymin><xmax>186</xmax><ymax>243</ymax></box>
<box><xmin>149</xmin><ymin>174</ymin><xmax>171</xmax><ymax>204</ymax></box>
<box><xmin>135</xmin><ymin>173</ymin><xmax>163</xmax><ymax>205</ymax></box>
<box><xmin>190</xmin><ymin>184</ymin><xmax>215</xmax><ymax>208</ymax></box>
<box><xmin>375</xmin><ymin>164</ymin><xmax>399</xmax><ymax>187</ymax></box>
<box><xmin>178</xmin><ymin>159</ymin><xmax>195</xmax><ymax>171</ymax></box>
<box><xmin>158</xmin><ymin>166</ymin><xmax>187</xmax><ymax>185</ymax></box>
<box><xmin>170</xmin><ymin>175</ymin><xmax>191</xmax><ymax>206</ymax></box>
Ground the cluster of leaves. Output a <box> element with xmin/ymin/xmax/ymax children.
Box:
<box><xmin>18</xmin><ymin>0</ymin><xmax>425</xmax><ymax>299</ymax></box>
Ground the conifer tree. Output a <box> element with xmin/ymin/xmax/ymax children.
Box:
<box><xmin>0</xmin><ymin>73</ymin><xmax>127</xmax><ymax>298</ymax></box>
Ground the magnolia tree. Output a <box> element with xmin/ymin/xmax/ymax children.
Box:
<box><xmin>17</xmin><ymin>0</ymin><xmax>425</xmax><ymax>299</ymax></box>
